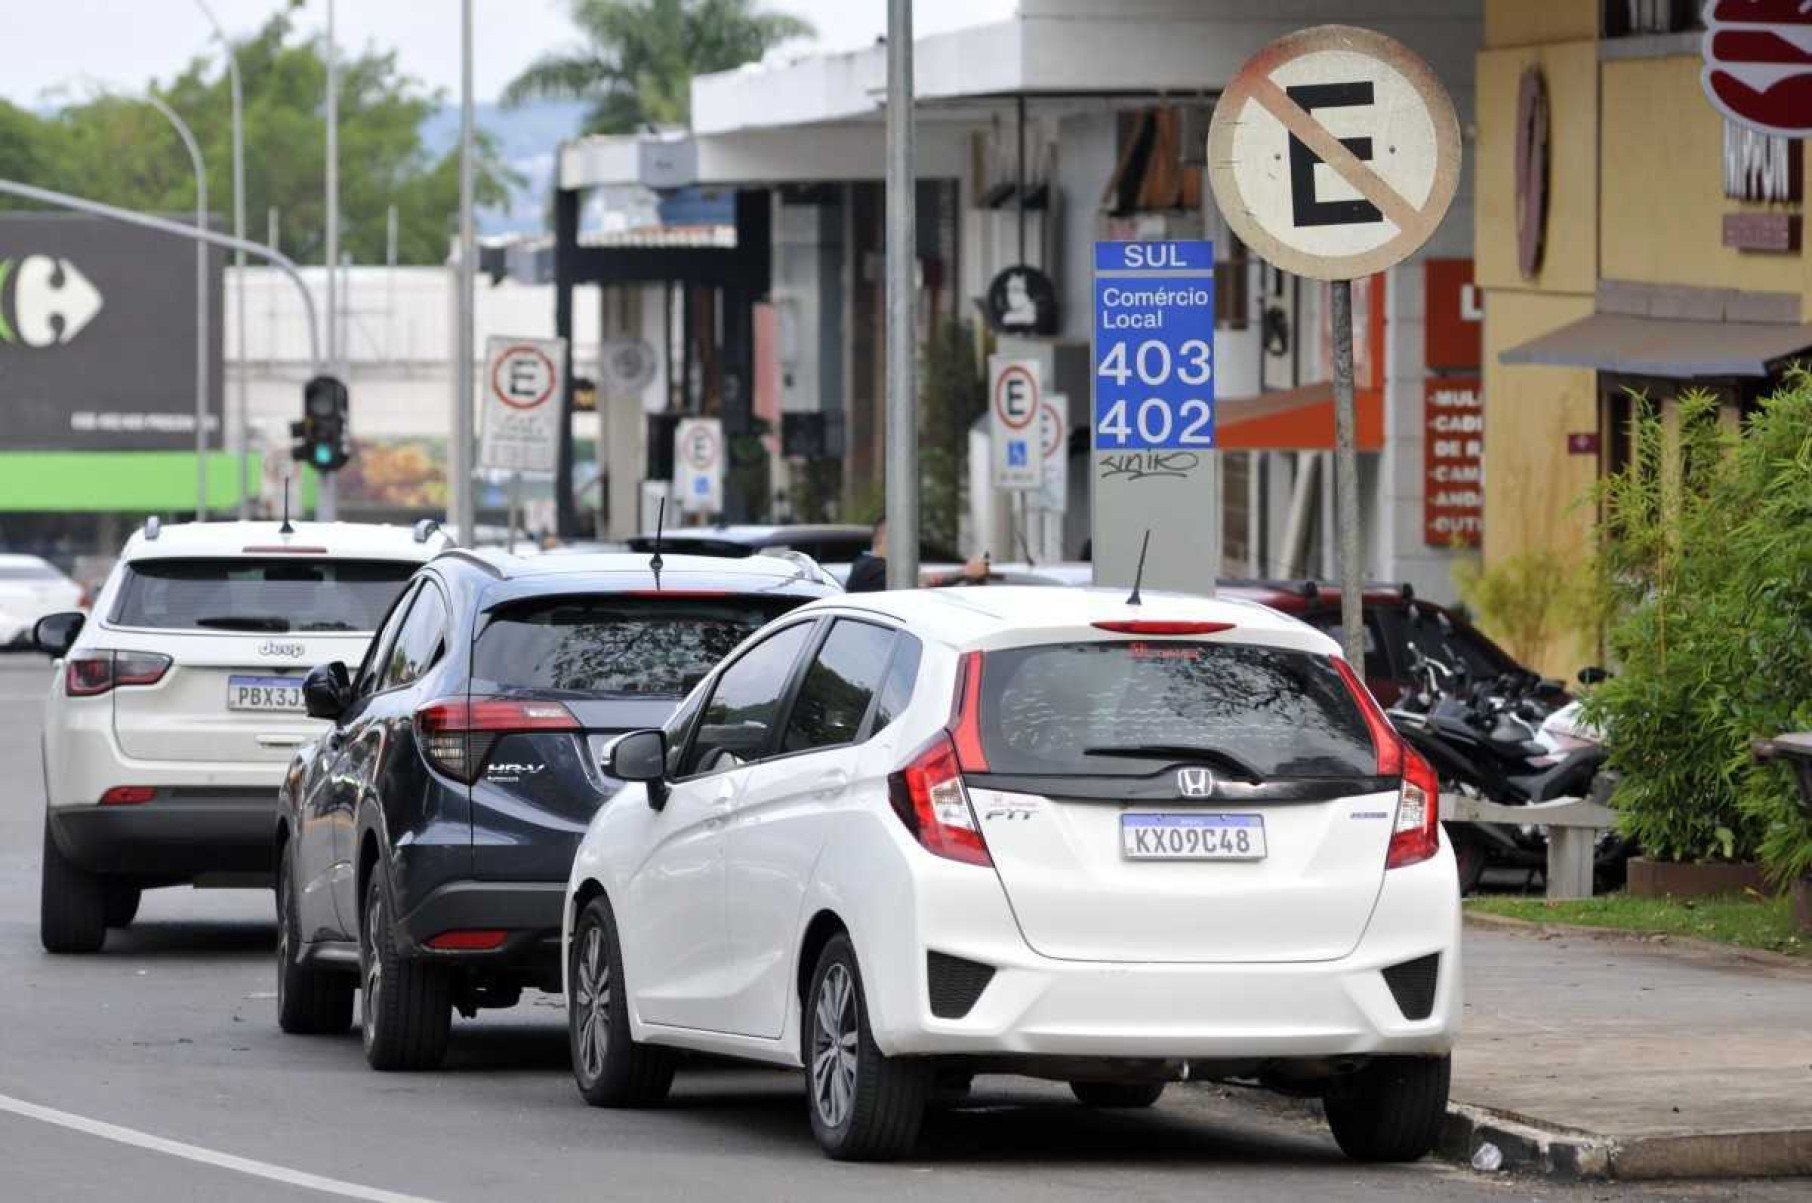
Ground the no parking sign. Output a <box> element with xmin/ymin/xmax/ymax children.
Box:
<box><xmin>674</xmin><ymin>417</ymin><xmax>724</xmax><ymax>515</ymax></box>
<box><xmin>989</xmin><ymin>357</ymin><xmax>1041</xmax><ymax>492</ymax></box>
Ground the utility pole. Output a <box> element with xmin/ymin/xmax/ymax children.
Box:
<box><xmin>142</xmin><ymin>92</ymin><xmax>209</xmax><ymax>522</ymax></box>
<box><xmin>195</xmin><ymin>1</ymin><xmax>249</xmax><ymax>518</ymax></box>
<box><xmin>452</xmin><ymin>0</ymin><xmax>478</xmax><ymax>544</ymax></box>
<box><xmin>883</xmin><ymin>0</ymin><xmax>918</xmax><ymax>589</ymax></box>
<box><xmin>320</xmin><ymin>0</ymin><xmax>340</xmax><ymax>522</ymax></box>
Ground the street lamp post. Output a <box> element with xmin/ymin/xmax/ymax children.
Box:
<box><xmin>194</xmin><ymin>0</ymin><xmax>251</xmax><ymax>519</ymax></box>
<box><xmin>453</xmin><ymin>0</ymin><xmax>477</xmax><ymax>545</ymax></box>
<box><xmin>141</xmin><ymin>92</ymin><xmax>211</xmax><ymax>521</ymax></box>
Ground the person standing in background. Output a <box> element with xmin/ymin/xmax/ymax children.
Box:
<box><xmin>846</xmin><ymin>514</ymin><xmax>989</xmax><ymax>592</ymax></box>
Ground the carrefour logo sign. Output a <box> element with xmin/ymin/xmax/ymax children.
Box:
<box><xmin>0</xmin><ymin>254</ymin><xmax>104</xmax><ymax>347</ymax></box>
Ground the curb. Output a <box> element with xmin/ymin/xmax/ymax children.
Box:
<box><xmin>1462</xmin><ymin>909</ymin><xmax>1812</xmax><ymax>976</ymax></box>
<box><xmin>1443</xmin><ymin>1103</ymin><xmax>1812</xmax><ymax>1181</ymax></box>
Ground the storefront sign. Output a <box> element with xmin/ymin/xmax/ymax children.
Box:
<box><xmin>0</xmin><ymin>214</ymin><xmax>222</xmax><ymax>452</ymax></box>
<box><xmin>1723</xmin><ymin>212</ymin><xmax>1803</xmax><ymax>252</ymax></box>
<box><xmin>1567</xmin><ymin>432</ymin><xmax>1600</xmax><ymax>456</ymax></box>
<box><xmin>1702</xmin><ymin>3</ymin><xmax>1812</xmax><ymax>138</ymax></box>
<box><xmin>1423</xmin><ymin>378</ymin><xmax>1482</xmax><ymax>548</ymax></box>
<box><xmin>1424</xmin><ymin>259</ymin><xmax>1482</xmax><ymax>372</ymax></box>
<box><xmin>1515</xmin><ymin>67</ymin><xmax>1549</xmax><ymax>280</ymax></box>
<box><xmin>985</xmin><ymin>265</ymin><xmax>1058</xmax><ymax>336</ymax></box>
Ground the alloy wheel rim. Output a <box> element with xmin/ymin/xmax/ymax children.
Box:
<box><xmin>362</xmin><ymin>890</ymin><xmax>383</xmax><ymax>1049</ymax></box>
<box><xmin>573</xmin><ymin>924</ymin><xmax>610</xmax><ymax>1083</ymax></box>
<box><xmin>811</xmin><ymin>963</ymin><xmax>858</xmax><ymax>1129</ymax></box>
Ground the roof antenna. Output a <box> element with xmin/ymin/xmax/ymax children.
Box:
<box><xmin>649</xmin><ymin>496</ymin><xmax>667</xmax><ymax>590</ymax></box>
<box><xmin>278</xmin><ymin>476</ymin><xmax>295</xmax><ymax>536</ymax></box>
<box><xmin>1127</xmin><ymin>530</ymin><xmax>1151</xmax><ymax>607</ymax></box>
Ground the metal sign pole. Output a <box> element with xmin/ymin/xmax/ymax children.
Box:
<box><xmin>1330</xmin><ymin>279</ymin><xmax>1363</xmax><ymax>667</ymax></box>
<box><xmin>883</xmin><ymin>0</ymin><xmax>918</xmax><ymax>589</ymax></box>
<box><xmin>452</xmin><ymin>0</ymin><xmax>478</xmax><ymax>545</ymax></box>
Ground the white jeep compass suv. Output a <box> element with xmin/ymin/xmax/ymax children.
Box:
<box><xmin>36</xmin><ymin>518</ymin><xmax>448</xmax><ymax>952</ymax></box>
<box><xmin>565</xmin><ymin>586</ymin><xmax>1460</xmax><ymax>1162</ymax></box>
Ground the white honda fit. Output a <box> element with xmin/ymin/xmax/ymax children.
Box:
<box><xmin>564</xmin><ymin>586</ymin><xmax>1459</xmax><ymax>1162</ymax></box>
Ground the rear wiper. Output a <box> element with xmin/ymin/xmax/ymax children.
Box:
<box><xmin>1083</xmin><ymin>743</ymin><xmax>1265</xmax><ymax>783</ymax></box>
<box><xmin>195</xmin><ymin>615</ymin><xmax>292</xmax><ymax>632</ymax></box>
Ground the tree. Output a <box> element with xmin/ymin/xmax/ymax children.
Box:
<box><xmin>7</xmin><ymin>14</ymin><xmax>514</xmax><ymax>266</ymax></box>
<box><xmin>502</xmin><ymin>0</ymin><xmax>813</xmax><ymax>133</ymax></box>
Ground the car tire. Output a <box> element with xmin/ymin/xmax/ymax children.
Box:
<box><xmin>102</xmin><ymin>883</ymin><xmax>141</xmax><ymax>929</ymax></box>
<box><xmin>1447</xmin><ymin>826</ymin><xmax>1488</xmax><ymax>896</ymax></box>
<box><xmin>359</xmin><ymin>874</ymin><xmax>451</xmax><ymax>1071</ymax></box>
<box><xmin>276</xmin><ymin>844</ymin><xmax>353</xmax><ymax>1036</ymax></box>
<box><xmin>1324</xmin><ymin>1055</ymin><xmax>1451</xmax><ymax>1163</ymax></box>
<box><xmin>1069</xmin><ymin>1081</ymin><xmax>1166</xmax><ymax>1109</ymax></box>
<box><xmin>40</xmin><ymin>819</ymin><xmax>107</xmax><ymax>954</ymax></box>
<box><xmin>804</xmin><ymin>933</ymin><xmax>930</xmax><ymax>1161</ymax></box>
<box><xmin>568</xmin><ymin>895</ymin><xmax>675</xmax><ymax>1108</ymax></box>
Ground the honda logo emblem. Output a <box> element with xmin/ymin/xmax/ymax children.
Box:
<box><xmin>1176</xmin><ymin>767</ymin><xmax>1215</xmax><ymax>798</ymax></box>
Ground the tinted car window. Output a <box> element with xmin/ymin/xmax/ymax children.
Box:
<box><xmin>681</xmin><ymin>622</ymin><xmax>815</xmax><ymax>776</ymax></box>
<box><xmin>977</xmin><ymin>641</ymin><xmax>1376</xmax><ymax>779</ymax></box>
<box><xmin>870</xmin><ymin>634</ymin><xmax>923</xmax><ymax>736</ymax></box>
<box><xmin>473</xmin><ymin>596</ymin><xmax>799</xmax><ymax>697</ymax></box>
<box><xmin>1308</xmin><ymin>611</ymin><xmax>1389</xmax><ymax>679</ymax></box>
<box><xmin>110</xmin><ymin>558</ymin><xmax>416</xmax><ymax>632</ymax></box>
<box><xmin>781</xmin><ymin>620</ymin><xmax>898</xmax><ymax>754</ymax></box>
<box><xmin>380</xmin><ymin>585</ymin><xmax>448</xmax><ymax>691</ymax></box>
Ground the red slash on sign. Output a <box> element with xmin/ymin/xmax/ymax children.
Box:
<box><xmin>1206</xmin><ymin>25</ymin><xmax>1461</xmax><ymax>282</ymax></box>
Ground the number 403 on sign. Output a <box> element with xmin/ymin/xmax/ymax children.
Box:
<box><xmin>1094</xmin><ymin>337</ymin><xmax>1215</xmax><ymax>449</ymax></box>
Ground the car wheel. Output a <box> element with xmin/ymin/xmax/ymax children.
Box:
<box><xmin>568</xmin><ymin>895</ymin><xmax>675</xmax><ymax>1108</ymax></box>
<box><xmin>1447</xmin><ymin>826</ymin><xmax>1488</xmax><ymax>896</ymax></box>
<box><xmin>276</xmin><ymin>843</ymin><xmax>353</xmax><ymax>1035</ymax></box>
<box><xmin>102</xmin><ymin>883</ymin><xmax>141</xmax><ymax>929</ymax></box>
<box><xmin>804</xmin><ymin>933</ymin><xmax>930</xmax><ymax>1161</ymax></box>
<box><xmin>40</xmin><ymin>819</ymin><xmax>107</xmax><ymax>953</ymax></box>
<box><xmin>359</xmin><ymin>874</ymin><xmax>450</xmax><ymax>1071</ymax></box>
<box><xmin>1070</xmin><ymin>1081</ymin><xmax>1166</xmax><ymax>1109</ymax></box>
<box><xmin>1324</xmin><ymin>1055</ymin><xmax>1451</xmax><ymax>1162</ymax></box>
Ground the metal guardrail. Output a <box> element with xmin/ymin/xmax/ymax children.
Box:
<box><xmin>1440</xmin><ymin>793</ymin><xmax>1617</xmax><ymax>901</ymax></box>
<box><xmin>1753</xmin><ymin>733</ymin><xmax>1812</xmax><ymax>822</ymax></box>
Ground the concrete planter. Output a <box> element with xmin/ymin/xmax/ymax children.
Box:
<box><xmin>1626</xmin><ymin>856</ymin><xmax>1768</xmax><ymax>900</ymax></box>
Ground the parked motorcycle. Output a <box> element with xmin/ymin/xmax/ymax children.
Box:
<box><xmin>1388</xmin><ymin>652</ymin><xmax>1628</xmax><ymax>894</ymax></box>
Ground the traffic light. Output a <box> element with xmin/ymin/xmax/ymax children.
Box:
<box><xmin>291</xmin><ymin>375</ymin><xmax>350</xmax><ymax>473</ymax></box>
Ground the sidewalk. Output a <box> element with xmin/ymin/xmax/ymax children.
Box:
<box><xmin>1451</xmin><ymin>918</ymin><xmax>1812</xmax><ymax>1179</ymax></box>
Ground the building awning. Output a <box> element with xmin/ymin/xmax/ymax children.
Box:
<box><xmin>1215</xmin><ymin>382</ymin><xmax>1386</xmax><ymax>453</ymax></box>
<box><xmin>1499</xmin><ymin>312</ymin><xmax>1812</xmax><ymax>378</ymax></box>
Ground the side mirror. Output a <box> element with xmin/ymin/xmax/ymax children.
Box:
<box><xmin>32</xmin><ymin>611</ymin><xmax>85</xmax><ymax>658</ymax></box>
<box><xmin>607</xmin><ymin>729</ymin><xmax>669</xmax><ymax>809</ymax></box>
<box><xmin>1577</xmin><ymin>665</ymin><xmax>1608</xmax><ymax>686</ymax></box>
<box><xmin>302</xmin><ymin>662</ymin><xmax>353</xmax><ymax>721</ymax></box>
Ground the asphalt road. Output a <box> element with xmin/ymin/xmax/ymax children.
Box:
<box><xmin>0</xmin><ymin>656</ymin><xmax>1795</xmax><ymax>1203</ymax></box>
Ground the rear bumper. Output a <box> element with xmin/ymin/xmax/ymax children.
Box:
<box><xmin>394</xmin><ymin>879</ymin><xmax>566</xmax><ymax>980</ymax></box>
<box><xmin>870</xmin><ymin>843</ymin><xmax>1463</xmax><ymax>1061</ymax></box>
<box><xmin>47</xmin><ymin>793</ymin><xmax>276</xmax><ymax>884</ymax></box>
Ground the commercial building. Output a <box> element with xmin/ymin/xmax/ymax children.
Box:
<box><xmin>1477</xmin><ymin>1</ymin><xmax>1812</xmax><ymax>670</ymax></box>
<box><xmin>556</xmin><ymin>0</ymin><xmax>1488</xmax><ymax>599</ymax></box>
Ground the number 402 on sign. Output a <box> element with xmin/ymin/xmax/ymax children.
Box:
<box><xmin>1094</xmin><ymin>336</ymin><xmax>1215</xmax><ymax>450</ymax></box>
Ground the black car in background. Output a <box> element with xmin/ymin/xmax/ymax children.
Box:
<box><xmin>274</xmin><ymin>549</ymin><xmax>839</xmax><ymax>1070</ymax></box>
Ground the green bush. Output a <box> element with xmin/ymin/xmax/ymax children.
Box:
<box><xmin>1585</xmin><ymin>380</ymin><xmax>1812</xmax><ymax>882</ymax></box>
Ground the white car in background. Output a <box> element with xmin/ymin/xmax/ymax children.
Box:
<box><xmin>36</xmin><ymin>518</ymin><xmax>449</xmax><ymax>953</ymax></box>
<box><xmin>0</xmin><ymin>553</ymin><xmax>85</xmax><ymax>648</ymax></box>
<box><xmin>564</xmin><ymin>586</ymin><xmax>1461</xmax><ymax>1162</ymax></box>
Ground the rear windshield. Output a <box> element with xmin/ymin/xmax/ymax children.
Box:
<box><xmin>977</xmin><ymin>641</ymin><xmax>1377</xmax><ymax>779</ymax></box>
<box><xmin>473</xmin><ymin>596</ymin><xmax>800</xmax><ymax>698</ymax></box>
<box><xmin>110</xmin><ymin>558</ymin><xmax>417</xmax><ymax>633</ymax></box>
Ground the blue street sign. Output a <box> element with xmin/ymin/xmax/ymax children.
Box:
<box><xmin>1092</xmin><ymin>240</ymin><xmax>1216</xmax><ymax>451</ymax></box>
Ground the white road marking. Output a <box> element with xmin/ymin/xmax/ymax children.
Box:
<box><xmin>0</xmin><ymin>1092</ymin><xmax>443</xmax><ymax>1203</ymax></box>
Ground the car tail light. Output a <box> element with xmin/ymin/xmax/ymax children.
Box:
<box><xmin>99</xmin><ymin>786</ymin><xmax>156</xmax><ymax>806</ymax></box>
<box><xmin>888</xmin><ymin>734</ymin><xmax>991</xmax><ymax>867</ymax></box>
<box><xmin>1333</xmin><ymin>657</ymin><xmax>1403</xmax><ymax>776</ymax></box>
<box><xmin>1091</xmin><ymin>620</ymin><xmax>1235</xmax><ymax>636</ymax></box>
<box><xmin>414</xmin><ymin>696</ymin><xmax>579</xmax><ymax>783</ymax></box>
<box><xmin>426</xmin><ymin>929</ymin><xmax>509</xmax><ymax>951</ymax></box>
<box><xmin>65</xmin><ymin>651</ymin><xmax>173</xmax><ymax>697</ymax></box>
<box><xmin>1388</xmin><ymin>746</ymin><xmax>1441</xmax><ymax>869</ymax></box>
<box><xmin>948</xmin><ymin>651</ymin><xmax>989</xmax><ymax>772</ymax></box>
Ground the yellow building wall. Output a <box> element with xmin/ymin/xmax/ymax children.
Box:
<box><xmin>1484</xmin><ymin>0</ymin><xmax>1598</xmax><ymax>49</ymax></box>
<box><xmin>1476</xmin><ymin>42</ymin><xmax>1599</xmax><ymax>296</ymax></box>
<box><xmin>1600</xmin><ymin>56</ymin><xmax>1806</xmax><ymax>297</ymax></box>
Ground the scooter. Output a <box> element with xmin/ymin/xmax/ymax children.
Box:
<box><xmin>1389</xmin><ymin>655</ymin><xmax>1626</xmax><ymax>894</ymax></box>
